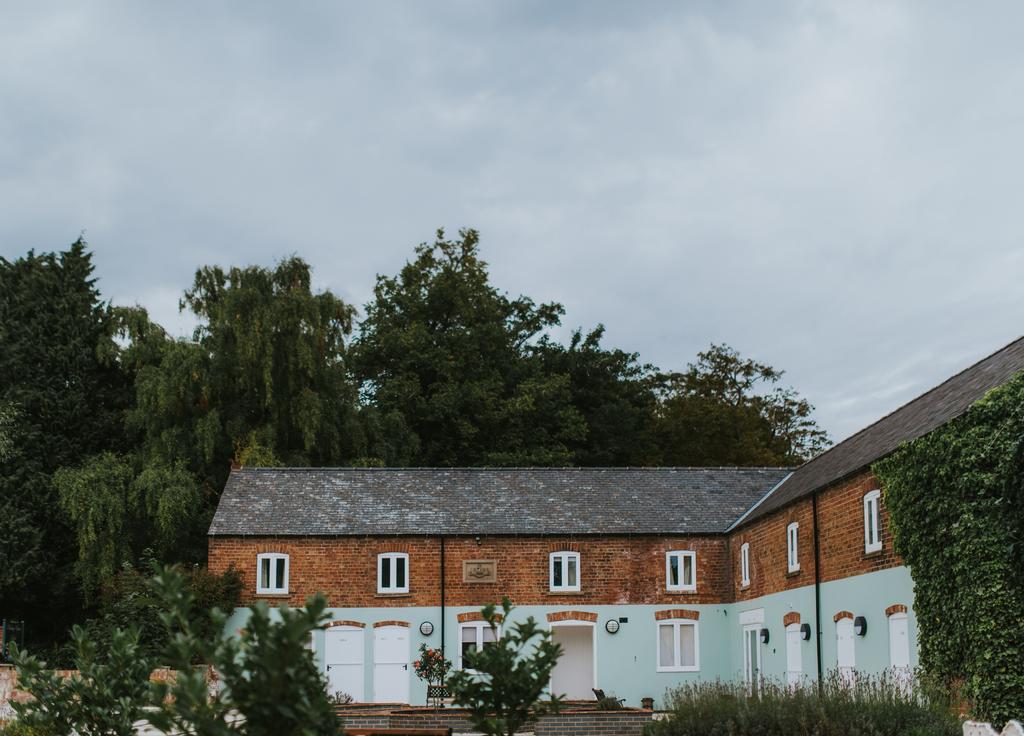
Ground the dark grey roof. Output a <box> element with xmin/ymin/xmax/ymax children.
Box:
<box><xmin>736</xmin><ymin>336</ymin><xmax>1024</xmax><ymax>527</ymax></box>
<box><xmin>209</xmin><ymin>467</ymin><xmax>789</xmax><ymax>536</ymax></box>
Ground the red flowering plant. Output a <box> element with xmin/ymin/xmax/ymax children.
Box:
<box><xmin>413</xmin><ymin>643</ymin><xmax>453</xmax><ymax>707</ymax></box>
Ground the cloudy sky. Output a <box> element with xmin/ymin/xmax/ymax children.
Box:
<box><xmin>2</xmin><ymin>1</ymin><xmax>1022</xmax><ymax>443</ymax></box>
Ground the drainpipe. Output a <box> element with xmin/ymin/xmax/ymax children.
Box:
<box><xmin>440</xmin><ymin>536</ymin><xmax>446</xmax><ymax>662</ymax></box>
<box><xmin>811</xmin><ymin>491</ymin><xmax>823</xmax><ymax>689</ymax></box>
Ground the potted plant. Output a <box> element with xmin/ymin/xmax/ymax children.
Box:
<box><xmin>413</xmin><ymin>643</ymin><xmax>453</xmax><ymax>708</ymax></box>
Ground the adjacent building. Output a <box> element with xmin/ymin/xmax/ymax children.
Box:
<box><xmin>207</xmin><ymin>336</ymin><xmax>1024</xmax><ymax>706</ymax></box>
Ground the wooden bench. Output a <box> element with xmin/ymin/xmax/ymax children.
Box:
<box><xmin>344</xmin><ymin>729</ymin><xmax>451</xmax><ymax>736</ymax></box>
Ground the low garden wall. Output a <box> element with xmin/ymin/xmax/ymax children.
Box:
<box><xmin>535</xmin><ymin>708</ymin><xmax>653</xmax><ymax>736</ymax></box>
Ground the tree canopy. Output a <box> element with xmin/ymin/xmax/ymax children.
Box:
<box><xmin>0</xmin><ymin>231</ymin><xmax>830</xmax><ymax>652</ymax></box>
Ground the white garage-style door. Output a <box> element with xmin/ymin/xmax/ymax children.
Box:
<box><xmin>785</xmin><ymin>623</ymin><xmax>802</xmax><ymax>688</ymax></box>
<box><xmin>325</xmin><ymin>626</ymin><xmax>365</xmax><ymax>702</ymax></box>
<box><xmin>373</xmin><ymin>625</ymin><xmax>410</xmax><ymax>703</ymax></box>
<box><xmin>836</xmin><ymin>617</ymin><xmax>856</xmax><ymax>685</ymax></box>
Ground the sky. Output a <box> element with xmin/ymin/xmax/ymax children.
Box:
<box><xmin>2</xmin><ymin>1</ymin><xmax>1023</xmax><ymax>444</ymax></box>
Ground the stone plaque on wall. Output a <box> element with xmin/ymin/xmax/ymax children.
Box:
<box><xmin>462</xmin><ymin>559</ymin><xmax>497</xmax><ymax>583</ymax></box>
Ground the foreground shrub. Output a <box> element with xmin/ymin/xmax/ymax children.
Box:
<box><xmin>647</xmin><ymin>671</ymin><xmax>960</xmax><ymax>736</ymax></box>
<box><xmin>447</xmin><ymin>598</ymin><xmax>562</xmax><ymax>736</ymax></box>
<box><xmin>10</xmin><ymin>566</ymin><xmax>337</xmax><ymax>736</ymax></box>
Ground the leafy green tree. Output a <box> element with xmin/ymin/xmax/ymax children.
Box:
<box><xmin>654</xmin><ymin>344</ymin><xmax>828</xmax><ymax>466</ymax></box>
<box><xmin>129</xmin><ymin>256</ymin><xmax>371</xmax><ymax>492</ymax></box>
<box><xmin>447</xmin><ymin>599</ymin><xmax>562</xmax><ymax>736</ymax></box>
<box><xmin>0</xmin><ymin>402</ymin><xmax>16</xmax><ymax>463</ymax></box>
<box><xmin>535</xmin><ymin>326</ymin><xmax>660</xmax><ymax>465</ymax></box>
<box><xmin>11</xmin><ymin>625</ymin><xmax>156</xmax><ymax>736</ymax></box>
<box><xmin>148</xmin><ymin>566</ymin><xmax>340</xmax><ymax>736</ymax></box>
<box><xmin>54</xmin><ymin>453</ymin><xmax>200</xmax><ymax>599</ymax></box>
<box><xmin>352</xmin><ymin>229</ymin><xmax>585</xmax><ymax>466</ymax></box>
<box><xmin>0</xmin><ymin>239</ymin><xmax>130</xmax><ymax>640</ymax></box>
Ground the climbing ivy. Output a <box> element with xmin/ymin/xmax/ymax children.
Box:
<box><xmin>873</xmin><ymin>372</ymin><xmax>1024</xmax><ymax>725</ymax></box>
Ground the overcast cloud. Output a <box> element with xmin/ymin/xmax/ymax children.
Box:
<box><xmin>2</xmin><ymin>1</ymin><xmax>1023</xmax><ymax>443</ymax></box>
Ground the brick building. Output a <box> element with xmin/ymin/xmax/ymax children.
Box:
<box><xmin>208</xmin><ymin>336</ymin><xmax>1024</xmax><ymax>706</ymax></box>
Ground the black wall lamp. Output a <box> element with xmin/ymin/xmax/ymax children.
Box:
<box><xmin>759</xmin><ymin>628</ymin><xmax>770</xmax><ymax>644</ymax></box>
<box><xmin>800</xmin><ymin>623</ymin><xmax>812</xmax><ymax>641</ymax></box>
<box><xmin>605</xmin><ymin>619</ymin><xmax>620</xmax><ymax>634</ymax></box>
<box><xmin>419</xmin><ymin>621</ymin><xmax>434</xmax><ymax>636</ymax></box>
<box><xmin>854</xmin><ymin>616</ymin><xmax>867</xmax><ymax>637</ymax></box>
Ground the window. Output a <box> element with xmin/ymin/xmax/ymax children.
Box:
<box><xmin>256</xmin><ymin>553</ymin><xmax>289</xmax><ymax>594</ymax></box>
<box><xmin>787</xmin><ymin>523</ymin><xmax>800</xmax><ymax>573</ymax></box>
<box><xmin>656</xmin><ymin>620</ymin><xmax>699</xmax><ymax>672</ymax></box>
<box><xmin>864</xmin><ymin>490</ymin><xmax>882</xmax><ymax>553</ymax></box>
<box><xmin>549</xmin><ymin>551</ymin><xmax>580</xmax><ymax>592</ymax></box>
<box><xmin>459</xmin><ymin>621</ymin><xmax>499</xmax><ymax>671</ymax></box>
<box><xmin>666</xmin><ymin>551</ymin><xmax>697</xmax><ymax>592</ymax></box>
<box><xmin>378</xmin><ymin>552</ymin><xmax>409</xmax><ymax>593</ymax></box>
<box><xmin>740</xmin><ymin>543</ymin><xmax>750</xmax><ymax>587</ymax></box>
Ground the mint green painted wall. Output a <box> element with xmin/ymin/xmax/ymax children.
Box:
<box><xmin>221</xmin><ymin>566</ymin><xmax>917</xmax><ymax>708</ymax></box>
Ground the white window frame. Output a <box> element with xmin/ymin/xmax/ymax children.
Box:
<box><xmin>256</xmin><ymin>552</ymin><xmax>289</xmax><ymax>594</ymax></box>
<box><xmin>740</xmin><ymin>543</ymin><xmax>750</xmax><ymax>587</ymax></box>
<box><xmin>665</xmin><ymin>550</ymin><xmax>697</xmax><ymax>592</ymax></box>
<box><xmin>787</xmin><ymin>522</ymin><xmax>800</xmax><ymax>573</ymax></box>
<box><xmin>864</xmin><ymin>490</ymin><xmax>882</xmax><ymax>553</ymax></box>
<box><xmin>656</xmin><ymin>620</ymin><xmax>700</xmax><ymax>672</ymax></box>
<box><xmin>549</xmin><ymin>551</ymin><xmax>581</xmax><ymax>592</ymax></box>
<box><xmin>457</xmin><ymin>620</ymin><xmax>501</xmax><ymax>672</ymax></box>
<box><xmin>377</xmin><ymin>552</ymin><xmax>410</xmax><ymax>594</ymax></box>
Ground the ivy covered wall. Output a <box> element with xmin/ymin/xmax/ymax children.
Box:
<box><xmin>874</xmin><ymin>373</ymin><xmax>1024</xmax><ymax>725</ymax></box>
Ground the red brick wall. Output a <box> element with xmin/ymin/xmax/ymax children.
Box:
<box><xmin>816</xmin><ymin>471</ymin><xmax>902</xmax><ymax>583</ymax></box>
<box><xmin>207</xmin><ymin>470</ymin><xmax>905</xmax><ymax>608</ymax></box>
<box><xmin>730</xmin><ymin>497</ymin><xmax>815</xmax><ymax>601</ymax></box>
<box><xmin>728</xmin><ymin>469</ymin><xmax>903</xmax><ymax>599</ymax></box>
<box><xmin>207</xmin><ymin>535</ymin><xmax>732</xmax><ymax>607</ymax></box>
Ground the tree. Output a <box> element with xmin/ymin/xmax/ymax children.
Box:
<box><xmin>447</xmin><ymin>599</ymin><xmax>562</xmax><ymax>736</ymax></box>
<box><xmin>352</xmin><ymin>229</ymin><xmax>584</xmax><ymax>466</ymax></box>
<box><xmin>0</xmin><ymin>239</ymin><xmax>131</xmax><ymax>641</ymax></box>
<box><xmin>54</xmin><ymin>453</ymin><xmax>201</xmax><ymax>600</ymax></box>
<box><xmin>0</xmin><ymin>402</ymin><xmax>16</xmax><ymax>464</ymax></box>
<box><xmin>148</xmin><ymin>566</ymin><xmax>340</xmax><ymax>736</ymax></box>
<box><xmin>654</xmin><ymin>344</ymin><xmax>828</xmax><ymax>466</ymax></box>
<box><xmin>12</xmin><ymin>625</ymin><xmax>156</xmax><ymax>736</ymax></box>
<box><xmin>535</xmin><ymin>326</ymin><xmax>660</xmax><ymax>465</ymax></box>
<box><xmin>129</xmin><ymin>256</ymin><xmax>365</xmax><ymax>491</ymax></box>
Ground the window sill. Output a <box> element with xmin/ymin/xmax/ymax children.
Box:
<box><xmin>656</xmin><ymin>666</ymin><xmax>700</xmax><ymax>673</ymax></box>
<box><xmin>255</xmin><ymin>592</ymin><xmax>290</xmax><ymax>598</ymax></box>
<box><xmin>665</xmin><ymin>589</ymin><xmax>698</xmax><ymax>595</ymax></box>
<box><xmin>862</xmin><ymin>548</ymin><xmax>884</xmax><ymax>559</ymax></box>
<box><xmin>376</xmin><ymin>592</ymin><xmax>412</xmax><ymax>598</ymax></box>
<box><xmin>546</xmin><ymin>589</ymin><xmax>584</xmax><ymax>596</ymax></box>
<box><xmin>786</xmin><ymin>569</ymin><xmax>801</xmax><ymax>578</ymax></box>
<box><xmin>739</xmin><ymin>583</ymin><xmax>751</xmax><ymax>590</ymax></box>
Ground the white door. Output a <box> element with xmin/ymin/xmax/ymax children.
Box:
<box><xmin>742</xmin><ymin>625</ymin><xmax>761</xmax><ymax>693</ymax></box>
<box><xmin>836</xmin><ymin>618</ymin><xmax>855</xmax><ymax>685</ymax></box>
<box><xmin>785</xmin><ymin>624</ymin><xmax>802</xmax><ymax>688</ymax></box>
<box><xmin>888</xmin><ymin>613</ymin><xmax>910</xmax><ymax>686</ymax></box>
<box><xmin>325</xmin><ymin>626</ymin><xmax>365</xmax><ymax>702</ymax></box>
<box><xmin>373</xmin><ymin>625</ymin><xmax>410</xmax><ymax>703</ymax></box>
<box><xmin>550</xmin><ymin>625</ymin><xmax>594</xmax><ymax>700</ymax></box>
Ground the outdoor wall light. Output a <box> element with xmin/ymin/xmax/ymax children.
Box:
<box><xmin>419</xmin><ymin>621</ymin><xmax>434</xmax><ymax>636</ymax></box>
<box><xmin>605</xmin><ymin>619</ymin><xmax>620</xmax><ymax>634</ymax></box>
<box><xmin>854</xmin><ymin>616</ymin><xmax>867</xmax><ymax>637</ymax></box>
<box><xmin>759</xmin><ymin>628</ymin><xmax>770</xmax><ymax>644</ymax></box>
<box><xmin>800</xmin><ymin>623</ymin><xmax>812</xmax><ymax>641</ymax></box>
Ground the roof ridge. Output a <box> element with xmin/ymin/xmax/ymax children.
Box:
<box><xmin>234</xmin><ymin>465</ymin><xmax>793</xmax><ymax>472</ymax></box>
<box><xmin>788</xmin><ymin>334</ymin><xmax>1024</xmax><ymax>473</ymax></box>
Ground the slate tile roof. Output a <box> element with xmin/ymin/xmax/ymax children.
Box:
<box><xmin>735</xmin><ymin>335</ymin><xmax>1024</xmax><ymax>527</ymax></box>
<box><xmin>208</xmin><ymin>467</ymin><xmax>790</xmax><ymax>537</ymax></box>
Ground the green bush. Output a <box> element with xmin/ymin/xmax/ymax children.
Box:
<box><xmin>647</xmin><ymin>671</ymin><xmax>960</xmax><ymax>736</ymax></box>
